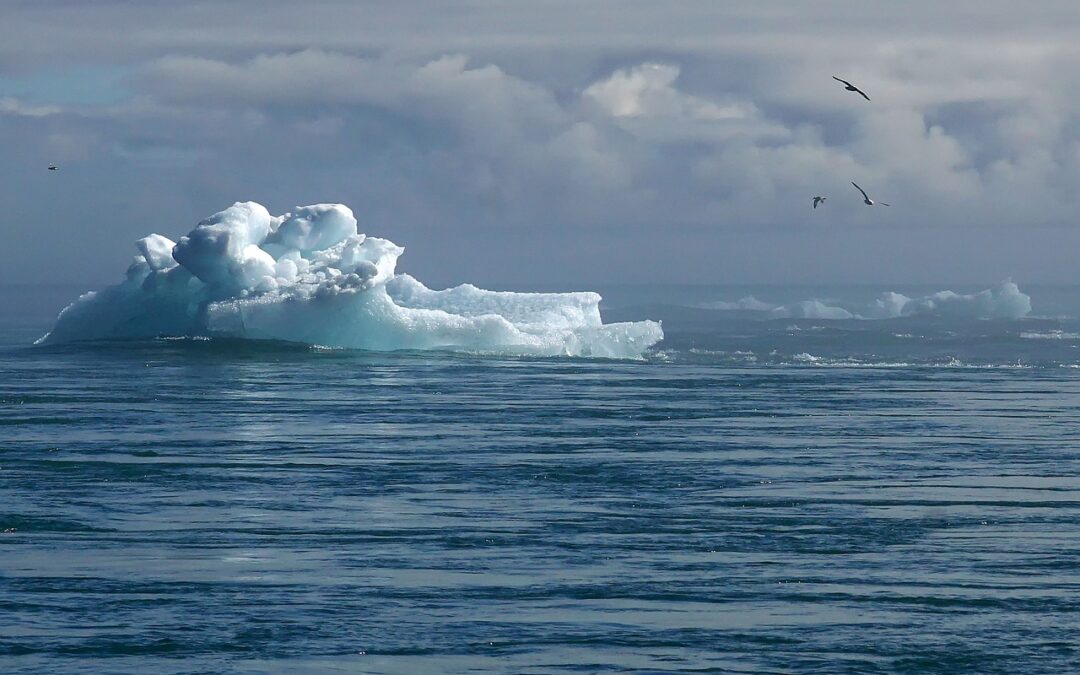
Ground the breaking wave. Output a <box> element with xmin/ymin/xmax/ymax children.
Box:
<box><xmin>38</xmin><ymin>202</ymin><xmax>663</xmax><ymax>358</ymax></box>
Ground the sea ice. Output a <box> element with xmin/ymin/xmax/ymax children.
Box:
<box><xmin>701</xmin><ymin>281</ymin><xmax>1031</xmax><ymax>321</ymax></box>
<box><xmin>38</xmin><ymin>201</ymin><xmax>663</xmax><ymax>358</ymax></box>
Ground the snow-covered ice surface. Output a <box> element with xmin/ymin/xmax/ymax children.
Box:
<box><xmin>38</xmin><ymin>202</ymin><xmax>663</xmax><ymax>358</ymax></box>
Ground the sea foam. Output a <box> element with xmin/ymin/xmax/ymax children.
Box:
<box><xmin>38</xmin><ymin>202</ymin><xmax>663</xmax><ymax>358</ymax></box>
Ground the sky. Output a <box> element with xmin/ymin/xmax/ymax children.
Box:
<box><xmin>2</xmin><ymin>0</ymin><xmax>1080</xmax><ymax>288</ymax></box>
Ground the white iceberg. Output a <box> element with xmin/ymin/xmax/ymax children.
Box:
<box><xmin>701</xmin><ymin>282</ymin><xmax>1031</xmax><ymax>321</ymax></box>
<box><xmin>38</xmin><ymin>201</ymin><xmax>663</xmax><ymax>358</ymax></box>
<box><xmin>861</xmin><ymin>282</ymin><xmax>1031</xmax><ymax>320</ymax></box>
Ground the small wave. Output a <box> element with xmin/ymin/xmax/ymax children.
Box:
<box><xmin>1019</xmin><ymin>330</ymin><xmax>1080</xmax><ymax>340</ymax></box>
<box><xmin>669</xmin><ymin>349</ymin><xmax>1038</xmax><ymax>369</ymax></box>
<box><xmin>688</xmin><ymin>348</ymin><xmax>755</xmax><ymax>356</ymax></box>
<box><xmin>308</xmin><ymin>344</ymin><xmax>344</xmax><ymax>352</ymax></box>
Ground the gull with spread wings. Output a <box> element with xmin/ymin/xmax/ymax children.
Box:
<box><xmin>851</xmin><ymin>182</ymin><xmax>888</xmax><ymax>206</ymax></box>
<box><xmin>833</xmin><ymin>76</ymin><xmax>870</xmax><ymax>101</ymax></box>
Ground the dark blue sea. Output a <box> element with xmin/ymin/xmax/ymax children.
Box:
<box><xmin>3</xmin><ymin>283</ymin><xmax>1080</xmax><ymax>673</ymax></box>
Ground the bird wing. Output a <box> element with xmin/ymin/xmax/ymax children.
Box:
<box><xmin>813</xmin><ymin>198</ymin><xmax>819</xmax><ymax>208</ymax></box>
<box><xmin>854</xmin><ymin>87</ymin><xmax>871</xmax><ymax>101</ymax></box>
<box><xmin>851</xmin><ymin>182</ymin><xmax>870</xmax><ymax>200</ymax></box>
<box><xmin>878</xmin><ymin>202</ymin><xmax>890</xmax><ymax>207</ymax></box>
<box><xmin>832</xmin><ymin>76</ymin><xmax>851</xmax><ymax>86</ymax></box>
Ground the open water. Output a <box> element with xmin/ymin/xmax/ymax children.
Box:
<box><xmin>2</xmin><ymin>283</ymin><xmax>1080</xmax><ymax>673</ymax></box>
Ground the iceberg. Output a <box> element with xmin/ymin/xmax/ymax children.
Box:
<box><xmin>861</xmin><ymin>282</ymin><xmax>1031</xmax><ymax>320</ymax></box>
<box><xmin>701</xmin><ymin>282</ymin><xmax>1031</xmax><ymax>321</ymax></box>
<box><xmin>38</xmin><ymin>202</ymin><xmax>663</xmax><ymax>358</ymax></box>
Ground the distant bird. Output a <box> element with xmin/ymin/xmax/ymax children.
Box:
<box><xmin>812</xmin><ymin>196</ymin><xmax>826</xmax><ymax>209</ymax></box>
<box><xmin>832</xmin><ymin>76</ymin><xmax>870</xmax><ymax>101</ymax></box>
<box><xmin>47</xmin><ymin>165</ymin><xmax>58</xmax><ymax>171</ymax></box>
<box><xmin>852</xmin><ymin>182</ymin><xmax>889</xmax><ymax>206</ymax></box>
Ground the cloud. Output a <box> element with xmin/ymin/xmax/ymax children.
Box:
<box><xmin>136</xmin><ymin>50</ymin><xmax>400</xmax><ymax>106</ymax></box>
<box><xmin>118</xmin><ymin>46</ymin><xmax>1080</xmax><ymax>244</ymax></box>
<box><xmin>582</xmin><ymin>63</ymin><xmax>786</xmax><ymax>144</ymax></box>
<box><xmin>3</xmin><ymin>2</ymin><xmax>1080</xmax><ymax>287</ymax></box>
<box><xmin>0</xmin><ymin>97</ymin><xmax>61</xmax><ymax>117</ymax></box>
<box><xmin>584</xmin><ymin>63</ymin><xmax>746</xmax><ymax>120</ymax></box>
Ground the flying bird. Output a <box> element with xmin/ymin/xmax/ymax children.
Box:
<box><xmin>832</xmin><ymin>76</ymin><xmax>870</xmax><ymax>101</ymax></box>
<box><xmin>812</xmin><ymin>196</ymin><xmax>826</xmax><ymax>209</ymax></box>
<box><xmin>851</xmin><ymin>182</ymin><xmax>889</xmax><ymax>206</ymax></box>
<box><xmin>47</xmin><ymin>165</ymin><xmax>58</xmax><ymax>171</ymax></box>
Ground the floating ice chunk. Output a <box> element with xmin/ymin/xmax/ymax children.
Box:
<box><xmin>863</xmin><ymin>292</ymin><xmax>912</xmax><ymax>319</ymax></box>
<box><xmin>701</xmin><ymin>281</ymin><xmax>1031</xmax><ymax>321</ymax></box>
<box><xmin>861</xmin><ymin>282</ymin><xmax>1031</xmax><ymax>319</ymax></box>
<box><xmin>700</xmin><ymin>295</ymin><xmax>853</xmax><ymax>318</ymax></box>
<box><xmin>770</xmin><ymin>300</ymin><xmax>853</xmax><ymax>320</ymax></box>
<box><xmin>701</xmin><ymin>295</ymin><xmax>774</xmax><ymax>312</ymax></box>
<box><xmin>905</xmin><ymin>282</ymin><xmax>1031</xmax><ymax>319</ymax></box>
<box><xmin>38</xmin><ymin>201</ymin><xmax>663</xmax><ymax>359</ymax></box>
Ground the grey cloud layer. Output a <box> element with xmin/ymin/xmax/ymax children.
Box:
<box><xmin>2</xmin><ymin>2</ymin><xmax>1079</xmax><ymax>285</ymax></box>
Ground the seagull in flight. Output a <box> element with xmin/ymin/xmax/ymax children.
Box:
<box><xmin>852</xmin><ymin>182</ymin><xmax>889</xmax><ymax>206</ymax></box>
<box><xmin>812</xmin><ymin>196</ymin><xmax>826</xmax><ymax>209</ymax></box>
<box><xmin>47</xmin><ymin>165</ymin><xmax>59</xmax><ymax>171</ymax></box>
<box><xmin>833</xmin><ymin>76</ymin><xmax>870</xmax><ymax>101</ymax></box>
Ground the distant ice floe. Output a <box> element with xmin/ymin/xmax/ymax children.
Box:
<box><xmin>701</xmin><ymin>281</ymin><xmax>1031</xmax><ymax>321</ymax></box>
<box><xmin>39</xmin><ymin>202</ymin><xmax>663</xmax><ymax>358</ymax></box>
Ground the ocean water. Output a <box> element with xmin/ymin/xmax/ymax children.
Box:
<box><xmin>3</xmin><ymin>283</ymin><xmax>1080</xmax><ymax>673</ymax></box>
